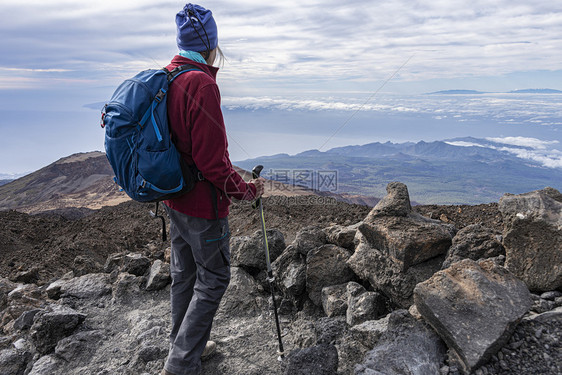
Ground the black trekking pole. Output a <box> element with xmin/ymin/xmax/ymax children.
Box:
<box><xmin>252</xmin><ymin>165</ymin><xmax>285</xmax><ymax>361</ymax></box>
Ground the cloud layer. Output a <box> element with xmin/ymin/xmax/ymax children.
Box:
<box><xmin>447</xmin><ymin>136</ymin><xmax>562</xmax><ymax>168</ymax></box>
<box><xmin>222</xmin><ymin>92</ymin><xmax>562</xmax><ymax>127</ymax></box>
<box><xmin>1</xmin><ymin>1</ymin><xmax>562</xmax><ymax>94</ymax></box>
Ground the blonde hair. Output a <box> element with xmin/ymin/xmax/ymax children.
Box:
<box><xmin>201</xmin><ymin>45</ymin><xmax>225</xmax><ymax>68</ymax></box>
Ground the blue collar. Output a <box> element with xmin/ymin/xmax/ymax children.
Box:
<box><xmin>178</xmin><ymin>50</ymin><xmax>207</xmax><ymax>64</ymax></box>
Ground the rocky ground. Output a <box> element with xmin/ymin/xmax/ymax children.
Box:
<box><xmin>0</xmin><ymin>196</ymin><xmax>502</xmax><ymax>286</ymax></box>
<box><xmin>0</xmin><ymin>187</ymin><xmax>560</xmax><ymax>375</ymax></box>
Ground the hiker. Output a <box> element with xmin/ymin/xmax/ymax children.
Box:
<box><xmin>161</xmin><ymin>4</ymin><xmax>265</xmax><ymax>375</ymax></box>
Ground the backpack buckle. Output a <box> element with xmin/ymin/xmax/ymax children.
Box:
<box><xmin>155</xmin><ymin>89</ymin><xmax>166</xmax><ymax>103</ymax></box>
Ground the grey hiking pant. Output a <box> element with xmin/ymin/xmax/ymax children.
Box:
<box><xmin>163</xmin><ymin>205</ymin><xmax>231</xmax><ymax>375</ymax></box>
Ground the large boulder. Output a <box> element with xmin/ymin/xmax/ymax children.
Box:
<box><xmin>442</xmin><ymin>224</ymin><xmax>504</xmax><ymax>269</ymax></box>
<box><xmin>360</xmin><ymin>182</ymin><xmax>453</xmax><ymax>272</ymax></box>
<box><xmin>414</xmin><ymin>259</ymin><xmax>532</xmax><ymax>374</ymax></box>
<box><xmin>348</xmin><ymin>230</ymin><xmax>444</xmax><ymax>308</ymax></box>
<box><xmin>355</xmin><ymin>310</ymin><xmax>447</xmax><ymax>375</ymax></box>
<box><xmin>306</xmin><ymin>245</ymin><xmax>355</xmax><ymax>306</ymax></box>
<box><xmin>30</xmin><ymin>305</ymin><xmax>87</xmax><ymax>355</ymax></box>
<box><xmin>499</xmin><ymin>187</ymin><xmax>562</xmax><ymax>292</ymax></box>
<box><xmin>230</xmin><ymin>229</ymin><xmax>285</xmax><ymax>270</ymax></box>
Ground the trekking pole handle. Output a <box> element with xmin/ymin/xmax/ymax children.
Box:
<box><xmin>251</xmin><ymin>165</ymin><xmax>264</xmax><ymax>209</ymax></box>
<box><xmin>252</xmin><ymin>165</ymin><xmax>263</xmax><ymax>179</ymax></box>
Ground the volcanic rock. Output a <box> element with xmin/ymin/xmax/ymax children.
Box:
<box><xmin>13</xmin><ymin>309</ymin><xmax>40</xmax><ymax>331</ymax></box>
<box><xmin>366</xmin><ymin>181</ymin><xmax>412</xmax><ymax>218</ymax></box>
<box><xmin>346</xmin><ymin>283</ymin><xmax>386</xmax><ymax>326</ymax></box>
<box><xmin>27</xmin><ymin>354</ymin><xmax>62</xmax><ymax>375</ymax></box>
<box><xmin>474</xmin><ymin>307</ymin><xmax>562</xmax><ymax>374</ymax></box>
<box><xmin>314</xmin><ymin>317</ymin><xmax>348</xmax><ymax>345</ymax></box>
<box><xmin>499</xmin><ymin>187</ymin><xmax>562</xmax><ymax>291</ymax></box>
<box><xmin>350</xmin><ymin>315</ymin><xmax>390</xmax><ymax>348</ymax></box>
<box><xmin>218</xmin><ymin>267</ymin><xmax>264</xmax><ymax>316</ymax></box>
<box><xmin>360</xmin><ymin>182</ymin><xmax>453</xmax><ymax>271</ymax></box>
<box><xmin>230</xmin><ymin>229</ymin><xmax>285</xmax><ymax>270</ymax></box>
<box><xmin>2</xmin><ymin>284</ymin><xmax>46</xmax><ymax>333</ymax></box>
<box><xmin>54</xmin><ymin>330</ymin><xmax>105</xmax><ymax>362</ymax></box>
<box><xmin>291</xmin><ymin>226</ymin><xmax>327</xmax><ymax>256</ymax></box>
<box><xmin>0</xmin><ymin>348</ymin><xmax>31</xmax><ymax>375</ymax></box>
<box><xmin>10</xmin><ymin>267</ymin><xmax>39</xmax><ymax>284</ymax></box>
<box><xmin>0</xmin><ymin>278</ymin><xmax>17</xmax><ymax>311</ymax></box>
<box><xmin>122</xmin><ymin>253</ymin><xmax>152</xmax><ymax>276</ymax></box>
<box><xmin>49</xmin><ymin>273</ymin><xmax>112</xmax><ymax>300</ymax></box>
<box><xmin>30</xmin><ymin>305</ymin><xmax>87</xmax><ymax>355</ymax></box>
<box><xmin>442</xmin><ymin>224</ymin><xmax>504</xmax><ymax>269</ymax></box>
<box><xmin>145</xmin><ymin>260</ymin><xmax>171</xmax><ymax>291</ymax></box>
<box><xmin>111</xmin><ymin>273</ymin><xmax>143</xmax><ymax>305</ymax></box>
<box><xmin>414</xmin><ymin>259</ymin><xmax>532</xmax><ymax>374</ymax></box>
<box><xmin>348</xmin><ymin>230</ymin><xmax>444</xmax><ymax>308</ymax></box>
<box><xmin>321</xmin><ymin>284</ymin><xmax>348</xmax><ymax>318</ymax></box>
<box><xmin>272</xmin><ymin>245</ymin><xmax>307</xmax><ymax>306</ymax></box>
<box><xmin>306</xmin><ymin>245</ymin><xmax>355</xmax><ymax>306</ymax></box>
<box><xmin>283</xmin><ymin>344</ymin><xmax>338</xmax><ymax>375</ymax></box>
<box><xmin>355</xmin><ymin>309</ymin><xmax>447</xmax><ymax>375</ymax></box>
<box><xmin>72</xmin><ymin>255</ymin><xmax>102</xmax><ymax>277</ymax></box>
<box><xmin>324</xmin><ymin>224</ymin><xmax>358</xmax><ymax>250</ymax></box>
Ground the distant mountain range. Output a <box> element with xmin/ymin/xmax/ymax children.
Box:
<box><xmin>429</xmin><ymin>88</ymin><xmax>562</xmax><ymax>95</ymax></box>
<box><xmin>0</xmin><ymin>152</ymin><xmax>343</xmax><ymax>214</ymax></box>
<box><xmin>235</xmin><ymin>137</ymin><xmax>562</xmax><ymax>205</ymax></box>
<box><xmin>1</xmin><ymin>136</ymin><xmax>560</xmax><ymax>211</ymax></box>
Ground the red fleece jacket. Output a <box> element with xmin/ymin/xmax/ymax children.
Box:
<box><xmin>163</xmin><ymin>55</ymin><xmax>256</xmax><ymax>219</ymax></box>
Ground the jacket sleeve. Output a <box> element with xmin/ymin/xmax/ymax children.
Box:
<box><xmin>189</xmin><ymin>83</ymin><xmax>257</xmax><ymax>201</ymax></box>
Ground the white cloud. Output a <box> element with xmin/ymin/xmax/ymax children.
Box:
<box><xmin>446</xmin><ymin>136</ymin><xmax>562</xmax><ymax>168</ymax></box>
<box><xmin>485</xmin><ymin>136</ymin><xmax>560</xmax><ymax>149</ymax></box>
<box><xmin>498</xmin><ymin>147</ymin><xmax>562</xmax><ymax>168</ymax></box>
<box><xmin>447</xmin><ymin>138</ymin><xmax>562</xmax><ymax>168</ymax></box>
<box><xmin>445</xmin><ymin>141</ymin><xmax>487</xmax><ymax>148</ymax></box>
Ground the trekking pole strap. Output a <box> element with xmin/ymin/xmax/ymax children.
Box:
<box><xmin>149</xmin><ymin>202</ymin><xmax>167</xmax><ymax>242</ymax></box>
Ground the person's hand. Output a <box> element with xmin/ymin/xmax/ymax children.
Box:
<box><xmin>249</xmin><ymin>177</ymin><xmax>265</xmax><ymax>198</ymax></box>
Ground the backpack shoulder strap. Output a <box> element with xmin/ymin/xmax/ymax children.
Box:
<box><xmin>163</xmin><ymin>64</ymin><xmax>207</xmax><ymax>83</ymax></box>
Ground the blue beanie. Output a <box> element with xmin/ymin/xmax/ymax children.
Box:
<box><xmin>176</xmin><ymin>4</ymin><xmax>218</xmax><ymax>52</ymax></box>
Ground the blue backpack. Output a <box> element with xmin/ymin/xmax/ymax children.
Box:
<box><xmin>101</xmin><ymin>64</ymin><xmax>203</xmax><ymax>202</ymax></box>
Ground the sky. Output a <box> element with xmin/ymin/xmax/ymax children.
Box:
<box><xmin>1</xmin><ymin>0</ymin><xmax>562</xmax><ymax>175</ymax></box>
